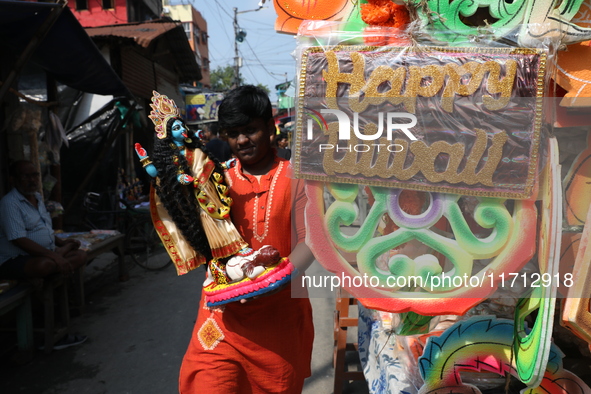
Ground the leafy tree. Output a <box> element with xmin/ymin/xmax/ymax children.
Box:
<box><xmin>211</xmin><ymin>65</ymin><xmax>241</xmax><ymax>91</ymax></box>
<box><xmin>256</xmin><ymin>83</ymin><xmax>270</xmax><ymax>96</ymax></box>
<box><xmin>210</xmin><ymin>65</ymin><xmax>270</xmax><ymax>95</ymax></box>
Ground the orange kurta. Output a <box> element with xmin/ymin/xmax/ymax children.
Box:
<box><xmin>179</xmin><ymin>156</ymin><xmax>314</xmax><ymax>394</ymax></box>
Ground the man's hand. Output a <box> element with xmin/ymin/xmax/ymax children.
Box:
<box><xmin>49</xmin><ymin>251</ymin><xmax>73</xmax><ymax>275</ymax></box>
<box><xmin>55</xmin><ymin>237</ymin><xmax>81</xmax><ymax>250</ymax></box>
<box><xmin>239</xmin><ymin>284</ymin><xmax>286</xmax><ymax>304</ymax></box>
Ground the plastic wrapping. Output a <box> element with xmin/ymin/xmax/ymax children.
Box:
<box><xmin>297</xmin><ymin>21</ymin><xmax>559</xmax><ymax>312</ymax></box>
<box><xmin>290</xmin><ymin>3</ymin><xmax>591</xmax><ymax>393</ymax></box>
<box><xmin>293</xmin><ymin>21</ymin><xmax>557</xmax><ymax>199</ymax></box>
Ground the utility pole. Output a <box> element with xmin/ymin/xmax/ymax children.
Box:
<box><xmin>233</xmin><ymin>7</ymin><xmax>240</xmax><ymax>88</ymax></box>
<box><xmin>232</xmin><ymin>5</ymin><xmax>263</xmax><ymax>88</ymax></box>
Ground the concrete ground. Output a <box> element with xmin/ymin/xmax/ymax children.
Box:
<box><xmin>0</xmin><ymin>253</ymin><xmax>369</xmax><ymax>394</ymax></box>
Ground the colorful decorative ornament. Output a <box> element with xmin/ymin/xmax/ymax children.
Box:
<box><xmin>283</xmin><ymin>0</ymin><xmax>591</xmax><ymax>392</ymax></box>
<box><xmin>405</xmin><ymin>0</ymin><xmax>591</xmax><ymax>46</ymax></box>
<box><xmin>272</xmin><ymin>0</ymin><xmax>355</xmax><ymax>35</ymax></box>
<box><xmin>148</xmin><ymin>91</ymin><xmax>180</xmax><ymax>139</ymax></box>
<box><xmin>418</xmin><ymin>316</ymin><xmax>591</xmax><ymax>394</ymax></box>
<box><xmin>512</xmin><ymin>137</ymin><xmax>562</xmax><ymax>386</ymax></box>
<box><xmin>360</xmin><ymin>0</ymin><xmax>409</xmax><ymax>27</ymax></box>
<box><xmin>305</xmin><ymin>181</ymin><xmax>538</xmax><ymax>315</ymax></box>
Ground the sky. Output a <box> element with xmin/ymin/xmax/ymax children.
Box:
<box><xmin>175</xmin><ymin>0</ymin><xmax>298</xmax><ymax>102</ymax></box>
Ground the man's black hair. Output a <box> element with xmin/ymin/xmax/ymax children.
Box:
<box><xmin>209</xmin><ymin>122</ymin><xmax>219</xmax><ymax>137</ymax></box>
<box><xmin>9</xmin><ymin>160</ymin><xmax>31</xmax><ymax>178</ymax></box>
<box><xmin>218</xmin><ymin>85</ymin><xmax>272</xmax><ymax>131</ymax></box>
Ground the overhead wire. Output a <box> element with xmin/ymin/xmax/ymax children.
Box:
<box><xmin>241</xmin><ymin>51</ymin><xmax>262</xmax><ymax>86</ymax></box>
<box><xmin>206</xmin><ymin>1</ymin><xmax>232</xmax><ymax>39</ymax></box>
<box><xmin>244</xmin><ymin>38</ymin><xmax>284</xmax><ymax>81</ymax></box>
<box><xmin>184</xmin><ymin>1</ymin><xmax>293</xmax><ymax>97</ymax></box>
<box><xmin>199</xmin><ymin>0</ymin><xmax>233</xmax><ymax>64</ymax></box>
<box><xmin>212</xmin><ymin>0</ymin><xmax>234</xmax><ymax>20</ymax></box>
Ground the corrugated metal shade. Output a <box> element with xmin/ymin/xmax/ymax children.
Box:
<box><xmin>0</xmin><ymin>1</ymin><xmax>129</xmax><ymax>97</ymax></box>
<box><xmin>86</xmin><ymin>20</ymin><xmax>202</xmax><ymax>83</ymax></box>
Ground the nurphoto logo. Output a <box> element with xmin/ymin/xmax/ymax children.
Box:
<box><xmin>306</xmin><ymin>109</ymin><xmax>418</xmax><ymax>153</ymax></box>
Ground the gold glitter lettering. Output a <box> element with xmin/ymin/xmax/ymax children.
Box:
<box><xmin>483</xmin><ymin>60</ymin><xmax>517</xmax><ymax>111</ymax></box>
<box><xmin>323</xmin><ymin>52</ymin><xmax>366</xmax><ymax>110</ymax></box>
<box><xmin>321</xmin><ymin>51</ymin><xmax>517</xmax><ymax>113</ymax></box>
<box><xmin>323</xmin><ymin>128</ymin><xmax>508</xmax><ymax>186</ymax></box>
<box><xmin>322</xmin><ymin>122</ymin><xmax>357</xmax><ymax>175</ymax></box>
<box><xmin>410</xmin><ymin>140</ymin><xmax>466</xmax><ymax>183</ymax></box>
<box><xmin>442</xmin><ymin>62</ymin><xmax>484</xmax><ymax>112</ymax></box>
<box><xmin>357</xmin><ymin>66</ymin><xmax>409</xmax><ymax>113</ymax></box>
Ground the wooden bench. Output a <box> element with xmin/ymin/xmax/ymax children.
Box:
<box><xmin>39</xmin><ymin>233</ymin><xmax>126</xmax><ymax>353</ymax></box>
<box><xmin>0</xmin><ymin>234</ymin><xmax>125</xmax><ymax>355</ymax></box>
<box><xmin>35</xmin><ymin>273</ymin><xmax>74</xmax><ymax>354</ymax></box>
<box><xmin>0</xmin><ymin>283</ymin><xmax>34</xmax><ymax>357</ymax></box>
<box><xmin>86</xmin><ymin>233</ymin><xmax>126</xmax><ymax>282</ymax></box>
<box><xmin>69</xmin><ymin>233</ymin><xmax>127</xmax><ymax>314</ymax></box>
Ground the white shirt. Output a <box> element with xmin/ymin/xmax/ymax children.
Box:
<box><xmin>0</xmin><ymin>188</ymin><xmax>55</xmax><ymax>264</ymax></box>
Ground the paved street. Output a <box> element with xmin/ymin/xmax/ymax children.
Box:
<box><xmin>1</xmin><ymin>254</ymin><xmax>368</xmax><ymax>394</ymax></box>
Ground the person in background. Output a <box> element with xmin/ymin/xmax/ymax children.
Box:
<box><xmin>274</xmin><ymin>131</ymin><xmax>291</xmax><ymax>160</ymax></box>
<box><xmin>203</xmin><ymin>122</ymin><xmax>232</xmax><ymax>162</ymax></box>
<box><xmin>0</xmin><ymin>160</ymin><xmax>87</xmax><ymax>279</ymax></box>
<box><xmin>0</xmin><ymin>160</ymin><xmax>88</xmax><ymax>349</ymax></box>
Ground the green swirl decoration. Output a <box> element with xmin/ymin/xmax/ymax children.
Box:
<box><xmin>325</xmin><ymin>184</ymin><xmax>387</xmax><ymax>253</ymax></box>
<box><xmin>446</xmin><ymin>196</ymin><xmax>511</xmax><ymax>258</ymax></box>
<box><xmin>325</xmin><ymin>185</ymin><xmax>514</xmax><ymax>294</ymax></box>
<box><xmin>405</xmin><ymin>0</ymin><xmax>528</xmax><ymax>44</ymax></box>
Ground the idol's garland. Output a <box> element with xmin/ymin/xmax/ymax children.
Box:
<box><xmin>135</xmin><ymin>91</ymin><xmax>295</xmax><ymax>307</ymax></box>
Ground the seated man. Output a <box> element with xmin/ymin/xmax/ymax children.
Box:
<box><xmin>0</xmin><ymin>160</ymin><xmax>87</xmax><ymax>280</ymax></box>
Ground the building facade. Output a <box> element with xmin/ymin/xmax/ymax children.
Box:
<box><xmin>68</xmin><ymin>0</ymin><xmax>162</xmax><ymax>27</ymax></box>
<box><xmin>164</xmin><ymin>4</ymin><xmax>211</xmax><ymax>88</ymax></box>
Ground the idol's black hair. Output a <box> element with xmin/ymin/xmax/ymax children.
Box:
<box><xmin>150</xmin><ymin>117</ymin><xmax>225</xmax><ymax>260</ymax></box>
<box><xmin>218</xmin><ymin>85</ymin><xmax>273</xmax><ymax>131</ymax></box>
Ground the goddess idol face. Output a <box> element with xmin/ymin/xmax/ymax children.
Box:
<box><xmin>170</xmin><ymin>119</ymin><xmax>188</xmax><ymax>145</ymax></box>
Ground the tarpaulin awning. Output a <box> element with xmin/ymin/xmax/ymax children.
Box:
<box><xmin>0</xmin><ymin>0</ymin><xmax>130</xmax><ymax>97</ymax></box>
<box><xmin>86</xmin><ymin>20</ymin><xmax>202</xmax><ymax>83</ymax></box>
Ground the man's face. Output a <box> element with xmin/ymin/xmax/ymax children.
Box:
<box><xmin>13</xmin><ymin>162</ymin><xmax>40</xmax><ymax>196</ymax></box>
<box><xmin>278</xmin><ymin>138</ymin><xmax>288</xmax><ymax>149</ymax></box>
<box><xmin>225</xmin><ymin>118</ymin><xmax>273</xmax><ymax>167</ymax></box>
<box><xmin>202</xmin><ymin>128</ymin><xmax>214</xmax><ymax>142</ymax></box>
